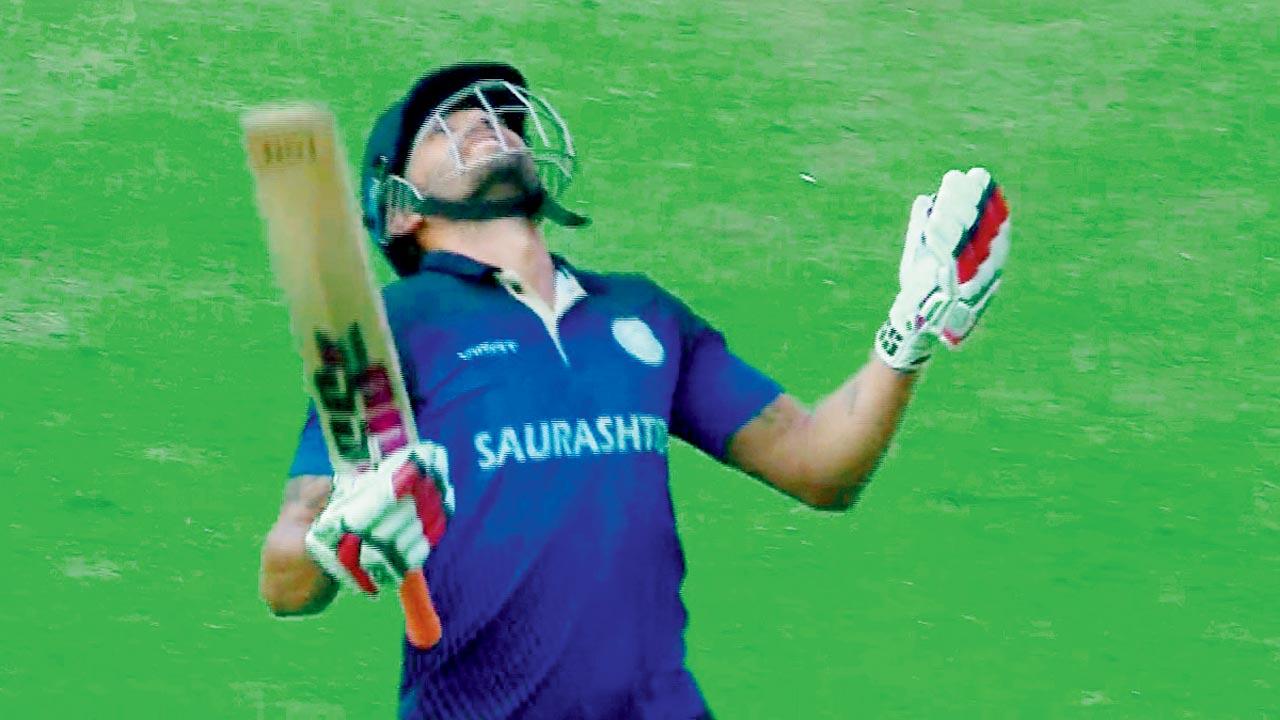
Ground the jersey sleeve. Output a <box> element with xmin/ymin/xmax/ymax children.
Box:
<box><xmin>286</xmin><ymin>402</ymin><xmax>334</xmax><ymax>478</ymax></box>
<box><xmin>666</xmin><ymin>292</ymin><xmax>784</xmax><ymax>461</ymax></box>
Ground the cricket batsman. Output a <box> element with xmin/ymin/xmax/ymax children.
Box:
<box><xmin>259</xmin><ymin>61</ymin><xmax>1011</xmax><ymax>719</ymax></box>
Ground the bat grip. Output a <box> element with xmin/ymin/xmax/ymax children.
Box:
<box><xmin>400</xmin><ymin>569</ymin><xmax>442</xmax><ymax>649</ymax></box>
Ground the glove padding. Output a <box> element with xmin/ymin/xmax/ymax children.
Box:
<box><xmin>305</xmin><ymin>442</ymin><xmax>454</xmax><ymax>596</ymax></box>
<box><xmin>875</xmin><ymin>167</ymin><xmax>1011</xmax><ymax>372</ymax></box>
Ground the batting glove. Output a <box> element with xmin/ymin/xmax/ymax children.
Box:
<box><xmin>305</xmin><ymin>442</ymin><xmax>454</xmax><ymax>597</ymax></box>
<box><xmin>875</xmin><ymin>167</ymin><xmax>1012</xmax><ymax>372</ymax></box>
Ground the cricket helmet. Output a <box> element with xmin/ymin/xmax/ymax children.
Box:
<box><xmin>360</xmin><ymin>61</ymin><xmax>588</xmax><ymax>276</ymax></box>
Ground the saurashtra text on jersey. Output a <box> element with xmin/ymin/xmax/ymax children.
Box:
<box><xmin>473</xmin><ymin>413</ymin><xmax>669</xmax><ymax>470</ymax></box>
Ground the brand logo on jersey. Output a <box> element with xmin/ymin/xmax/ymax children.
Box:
<box><xmin>612</xmin><ymin>317</ymin><xmax>664</xmax><ymax>367</ymax></box>
<box><xmin>457</xmin><ymin>339</ymin><xmax>519</xmax><ymax>361</ymax></box>
<box><xmin>474</xmin><ymin>413</ymin><xmax>669</xmax><ymax>470</ymax></box>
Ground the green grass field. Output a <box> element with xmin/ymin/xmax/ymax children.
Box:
<box><xmin>3</xmin><ymin>0</ymin><xmax>1277</xmax><ymax>717</ymax></box>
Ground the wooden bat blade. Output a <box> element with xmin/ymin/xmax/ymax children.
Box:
<box><xmin>241</xmin><ymin>103</ymin><xmax>418</xmax><ymax>469</ymax></box>
<box><xmin>242</xmin><ymin>103</ymin><xmax>440</xmax><ymax>649</ymax></box>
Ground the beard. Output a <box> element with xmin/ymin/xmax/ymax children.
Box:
<box><xmin>464</xmin><ymin>150</ymin><xmax>541</xmax><ymax>202</ymax></box>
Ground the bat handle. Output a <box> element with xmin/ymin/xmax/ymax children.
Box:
<box><xmin>400</xmin><ymin>569</ymin><xmax>442</xmax><ymax>649</ymax></box>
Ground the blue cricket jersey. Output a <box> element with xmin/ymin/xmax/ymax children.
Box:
<box><xmin>288</xmin><ymin>251</ymin><xmax>783</xmax><ymax>719</ymax></box>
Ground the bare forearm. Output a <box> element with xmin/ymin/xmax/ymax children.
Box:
<box><xmin>728</xmin><ymin>353</ymin><xmax>917</xmax><ymax>510</ymax></box>
<box><xmin>259</xmin><ymin>476</ymin><xmax>338</xmax><ymax>616</ymax></box>
<box><xmin>804</xmin><ymin>353</ymin><xmax>917</xmax><ymax>503</ymax></box>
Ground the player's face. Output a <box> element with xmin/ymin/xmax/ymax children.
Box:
<box><xmin>405</xmin><ymin>107</ymin><xmax>538</xmax><ymax>203</ymax></box>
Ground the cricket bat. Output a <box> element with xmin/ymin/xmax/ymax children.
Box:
<box><xmin>241</xmin><ymin>103</ymin><xmax>441</xmax><ymax>649</ymax></box>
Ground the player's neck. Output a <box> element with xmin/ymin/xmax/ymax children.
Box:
<box><xmin>430</xmin><ymin>219</ymin><xmax>556</xmax><ymax>304</ymax></box>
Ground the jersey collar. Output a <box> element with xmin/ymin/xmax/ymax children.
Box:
<box><xmin>417</xmin><ymin>250</ymin><xmax>499</xmax><ymax>280</ymax></box>
<box><xmin>418</xmin><ymin>250</ymin><xmax>582</xmax><ymax>284</ymax></box>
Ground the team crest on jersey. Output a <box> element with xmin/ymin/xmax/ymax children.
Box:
<box><xmin>611</xmin><ymin>317</ymin><xmax>664</xmax><ymax>367</ymax></box>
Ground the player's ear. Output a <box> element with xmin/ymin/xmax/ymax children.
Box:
<box><xmin>385</xmin><ymin>209</ymin><xmax>425</xmax><ymax>237</ymax></box>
